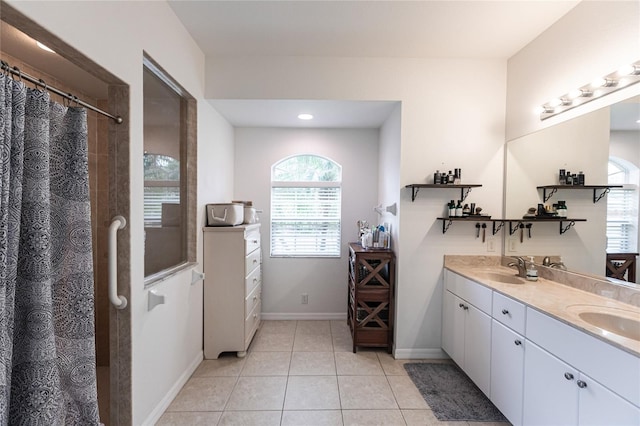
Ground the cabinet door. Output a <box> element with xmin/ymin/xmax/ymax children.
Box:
<box><xmin>464</xmin><ymin>303</ymin><xmax>491</xmax><ymax>396</ymax></box>
<box><xmin>491</xmin><ymin>320</ymin><xmax>524</xmax><ymax>426</ymax></box>
<box><xmin>523</xmin><ymin>341</ymin><xmax>579</xmax><ymax>426</ymax></box>
<box><xmin>578</xmin><ymin>373</ymin><xmax>640</xmax><ymax>426</ymax></box>
<box><xmin>442</xmin><ymin>290</ymin><xmax>465</xmax><ymax>367</ymax></box>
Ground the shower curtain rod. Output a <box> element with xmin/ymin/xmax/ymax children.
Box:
<box><xmin>1</xmin><ymin>60</ymin><xmax>123</xmax><ymax>124</ymax></box>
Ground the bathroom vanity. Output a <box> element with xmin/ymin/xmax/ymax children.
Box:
<box><xmin>443</xmin><ymin>256</ymin><xmax>640</xmax><ymax>426</ymax></box>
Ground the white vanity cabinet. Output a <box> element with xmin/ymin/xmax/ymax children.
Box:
<box><xmin>523</xmin><ymin>307</ymin><xmax>640</xmax><ymax>426</ymax></box>
<box><xmin>442</xmin><ymin>270</ymin><xmax>492</xmax><ymax>395</ymax></box>
<box><xmin>203</xmin><ymin>224</ymin><xmax>262</xmax><ymax>359</ymax></box>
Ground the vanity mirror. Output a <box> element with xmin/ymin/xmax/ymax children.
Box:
<box><xmin>504</xmin><ymin>94</ymin><xmax>640</xmax><ymax>281</ymax></box>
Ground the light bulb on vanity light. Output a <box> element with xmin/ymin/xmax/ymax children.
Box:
<box><xmin>618</xmin><ymin>64</ymin><xmax>640</xmax><ymax>76</ymax></box>
<box><xmin>297</xmin><ymin>113</ymin><xmax>313</xmax><ymax>120</ymax></box>
<box><xmin>568</xmin><ymin>88</ymin><xmax>592</xmax><ymax>100</ymax></box>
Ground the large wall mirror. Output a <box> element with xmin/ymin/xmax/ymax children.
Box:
<box><xmin>504</xmin><ymin>94</ymin><xmax>640</xmax><ymax>282</ymax></box>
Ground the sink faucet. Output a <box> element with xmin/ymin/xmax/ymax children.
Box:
<box><xmin>508</xmin><ymin>256</ymin><xmax>527</xmax><ymax>278</ymax></box>
<box><xmin>543</xmin><ymin>256</ymin><xmax>567</xmax><ymax>270</ymax></box>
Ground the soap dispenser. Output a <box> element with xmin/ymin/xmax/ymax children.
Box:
<box><xmin>526</xmin><ymin>256</ymin><xmax>538</xmax><ymax>281</ymax></box>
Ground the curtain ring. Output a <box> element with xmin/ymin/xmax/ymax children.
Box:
<box><xmin>64</xmin><ymin>94</ymin><xmax>72</xmax><ymax>107</ymax></box>
<box><xmin>37</xmin><ymin>78</ymin><xmax>47</xmax><ymax>92</ymax></box>
<box><xmin>0</xmin><ymin>60</ymin><xmax>9</xmax><ymax>76</ymax></box>
<box><xmin>11</xmin><ymin>66</ymin><xmax>22</xmax><ymax>82</ymax></box>
<box><xmin>73</xmin><ymin>95</ymin><xmax>80</xmax><ymax>107</ymax></box>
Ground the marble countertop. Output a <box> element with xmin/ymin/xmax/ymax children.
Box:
<box><xmin>444</xmin><ymin>256</ymin><xmax>640</xmax><ymax>357</ymax></box>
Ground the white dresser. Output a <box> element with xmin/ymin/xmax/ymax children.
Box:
<box><xmin>203</xmin><ymin>224</ymin><xmax>261</xmax><ymax>359</ymax></box>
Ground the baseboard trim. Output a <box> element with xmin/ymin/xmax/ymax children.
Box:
<box><xmin>261</xmin><ymin>312</ymin><xmax>347</xmax><ymax>321</ymax></box>
<box><xmin>393</xmin><ymin>348</ymin><xmax>449</xmax><ymax>360</ymax></box>
<box><xmin>142</xmin><ymin>350</ymin><xmax>203</xmax><ymax>426</ymax></box>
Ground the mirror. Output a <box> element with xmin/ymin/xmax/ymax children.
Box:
<box><xmin>504</xmin><ymin>95</ymin><xmax>640</xmax><ymax>281</ymax></box>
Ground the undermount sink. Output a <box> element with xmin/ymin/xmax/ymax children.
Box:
<box><xmin>567</xmin><ymin>305</ymin><xmax>640</xmax><ymax>341</ymax></box>
<box><xmin>475</xmin><ymin>271</ymin><xmax>525</xmax><ymax>285</ymax></box>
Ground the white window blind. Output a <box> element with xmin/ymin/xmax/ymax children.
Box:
<box><xmin>607</xmin><ymin>186</ymin><xmax>637</xmax><ymax>253</ymax></box>
<box><xmin>270</xmin><ymin>154</ymin><xmax>342</xmax><ymax>258</ymax></box>
<box><xmin>271</xmin><ymin>183</ymin><xmax>341</xmax><ymax>257</ymax></box>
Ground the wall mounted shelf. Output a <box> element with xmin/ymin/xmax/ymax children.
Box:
<box><xmin>436</xmin><ymin>217</ymin><xmax>586</xmax><ymax>235</ymax></box>
<box><xmin>536</xmin><ymin>185</ymin><xmax>623</xmax><ymax>203</ymax></box>
<box><xmin>406</xmin><ymin>184</ymin><xmax>482</xmax><ymax>202</ymax></box>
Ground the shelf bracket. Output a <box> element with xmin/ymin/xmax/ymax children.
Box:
<box><xmin>560</xmin><ymin>220</ymin><xmax>576</xmax><ymax>235</ymax></box>
<box><xmin>492</xmin><ymin>220</ymin><xmax>505</xmax><ymax>235</ymax></box>
<box><xmin>442</xmin><ymin>219</ymin><xmax>453</xmax><ymax>234</ymax></box>
<box><xmin>542</xmin><ymin>187</ymin><xmax>558</xmax><ymax>202</ymax></box>
<box><xmin>509</xmin><ymin>221</ymin><xmax>524</xmax><ymax>235</ymax></box>
<box><xmin>461</xmin><ymin>187</ymin><xmax>472</xmax><ymax>202</ymax></box>
<box><xmin>410</xmin><ymin>186</ymin><xmax>419</xmax><ymax>202</ymax></box>
<box><xmin>593</xmin><ymin>187</ymin><xmax>611</xmax><ymax>203</ymax></box>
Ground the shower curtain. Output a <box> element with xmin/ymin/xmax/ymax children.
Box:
<box><xmin>0</xmin><ymin>74</ymin><xmax>100</xmax><ymax>425</ymax></box>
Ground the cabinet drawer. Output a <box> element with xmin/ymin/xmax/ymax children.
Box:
<box><xmin>492</xmin><ymin>292</ymin><xmax>526</xmax><ymax>335</ymax></box>
<box><xmin>245</xmin><ymin>283</ymin><xmax>261</xmax><ymax>315</ymax></box>
<box><xmin>245</xmin><ymin>229</ymin><xmax>260</xmax><ymax>255</ymax></box>
<box><xmin>458</xmin><ymin>275</ymin><xmax>492</xmax><ymax>315</ymax></box>
<box><xmin>246</xmin><ymin>249</ymin><xmax>261</xmax><ymax>276</ymax></box>
<box><xmin>245</xmin><ymin>301</ymin><xmax>261</xmax><ymax>341</ymax></box>
<box><xmin>245</xmin><ymin>266</ymin><xmax>261</xmax><ymax>295</ymax></box>
<box><xmin>526</xmin><ymin>307</ymin><xmax>640</xmax><ymax>407</ymax></box>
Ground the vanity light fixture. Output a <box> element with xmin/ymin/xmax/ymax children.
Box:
<box><xmin>538</xmin><ymin>60</ymin><xmax>640</xmax><ymax>121</ymax></box>
<box><xmin>36</xmin><ymin>41</ymin><xmax>55</xmax><ymax>53</ymax></box>
<box><xmin>297</xmin><ymin>113</ymin><xmax>313</xmax><ymax>120</ymax></box>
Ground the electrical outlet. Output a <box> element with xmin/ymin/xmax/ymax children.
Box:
<box><xmin>487</xmin><ymin>237</ymin><xmax>496</xmax><ymax>252</ymax></box>
<box><xmin>508</xmin><ymin>238</ymin><xmax>518</xmax><ymax>252</ymax></box>
<box><xmin>301</xmin><ymin>293</ymin><xmax>308</xmax><ymax>304</ymax></box>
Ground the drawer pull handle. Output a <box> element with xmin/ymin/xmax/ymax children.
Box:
<box><xmin>253</xmin><ymin>259</ymin><xmax>258</xmax><ymax>264</ymax></box>
<box><xmin>514</xmin><ymin>339</ymin><xmax>522</xmax><ymax>346</ymax></box>
<box><xmin>459</xmin><ymin>303</ymin><xmax>464</xmax><ymax>308</ymax></box>
<box><xmin>564</xmin><ymin>373</ymin><xmax>574</xmax><ymax>381</ymax></box>
<box><xmin>577</xmin><ymin>380</ymin><xmax>587</xmax><ymax>389</ymax></box>
<box><xmin>253</xmin><ymin>314</ymin><xmax>257</xmax><ymax>319</ymax></box>
<box><xmin>252</xmin><ymin>239</ymin><xmax>258</xmax><ymax>244</ymax></box>
<box><xmin>501</xmin><ymin>309</ymin><xmax>509</xmax><ymax>315</ymax></box>
<box><xmin>253</xmin><ymin>278</ymin><xmax>258</xmax><ymax>283</ymax></box>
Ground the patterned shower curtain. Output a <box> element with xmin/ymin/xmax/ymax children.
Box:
<box><xmin>0</xmin><ymin>74</ymin><xmax>100</xmax><ymax>425</ymax></box>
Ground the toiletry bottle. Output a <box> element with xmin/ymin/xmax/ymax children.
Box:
<box><xmin>566</xmin><ymin>171</ymin><xmax>572</xmax><ymax>185</ymax></box>
<box><xmin>447</xmin><ymin>170</ymin><xmax>455</xmax><ymax>184</ymax></box>
<box><xmin>526</xmin><ymin>256</ymin><xmax>538</xmax><ymax>281</ymax></box>
<box><xmin>557</xmin><ymin>201</ymin><xmax>567</xmax><ymax>217</ymax></box>
<box><xmin>462</xmin><ymin>204</ymin><xmax>470</xmax><ymax>216</ymax></box>
<box><xmin>448</xmin><ymin>201</ymin><xmax>455</xmax><ymax>217</ymax></box>
<box><xmin>434</xmin><ymin>170</ymin><xmax>440</xmax><ymax>184</ymax></box>
<box><xmin>578</xmin><ymin>171</ymin><xmax>585</xmax><ymax>185</ymax></box>
<box><xmin>455</xmin><ymin>200</ymin><xmax>463</xmax><ymax>217</ymax></box>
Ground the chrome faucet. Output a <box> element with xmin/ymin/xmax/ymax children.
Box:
<box><xmin>508</xmin><ymin>256</ymin><xmax>527</xmax><ymax>278</ymax></box>
<box><xmin>543</xmin><ymin>256</ymin><xmax>567</xmax><ymax>270</ymax></box>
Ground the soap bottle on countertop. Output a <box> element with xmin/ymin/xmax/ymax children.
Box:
<box><xmin>526</xmin><ymin>256</ymin><xmax>538</xmax><ymax>281</ymax></box>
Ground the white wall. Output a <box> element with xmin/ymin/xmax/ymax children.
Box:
<box><xmin>207</xmin><ymin>56</ymin><xmax>506</xmax><ymax>357</ymax></box>
<box><xmin>234</xmin><ymin>127</ymin><xmax>379</xmax><ymax>317</ymax></box>
<box><xmin>378</xmin><ymin>104</ymin><xmax>402</xmax><ymax>250</ymax></box>
<box><xmin>5</xmin><ymin>1</ymin><xmax>235</xmax><ymax>424</ymax></box>
<box><xmin>506</xmin><ymin>1</ymin><xmax>640</xmax><ymax>141</ymax></box>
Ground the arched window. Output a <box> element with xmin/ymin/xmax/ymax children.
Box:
<box><xmin>271</xmin><ymin>155</ymin><xmax>342</xmax><ymax>257</ymax></box>
<box><xmin>607</xmin><ymin>157</ymin><xmax>639</xmax><ymax>253</ymax></box>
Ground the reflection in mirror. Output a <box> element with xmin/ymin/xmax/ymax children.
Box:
<box><xmin>505</xmin><ymin>96</ymin><xmax>640</xmax><ymax>283</ymax></box>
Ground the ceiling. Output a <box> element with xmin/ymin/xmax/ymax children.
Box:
<box><xmin>169</xmin><ymin>0</ymin><xmax>580</xmax><ymax>128</ymax></box>
<box><xmin>168</xmin><ymin>1</ymin><xmax>579</xmax><ymax>59</ymax></box>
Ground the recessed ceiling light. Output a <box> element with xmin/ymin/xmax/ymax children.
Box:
<box><xmin>36</xmin><ymin>41</ymin><xmax>55</xmax><ymax>53</ymax></box>
<box><xmin>298</xmin><ymin>113</ymin><xmax>313</xmax><ymax>120</ymax></box>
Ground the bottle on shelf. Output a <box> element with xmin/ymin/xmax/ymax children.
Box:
<box><xmin>455</xmin><ymin>200</ymin><xmax>463</xmax><ymax>217</ymax></box>
<box><xmin>578</xmin><ymin>171</ymin><xmax>585</xmax><ymax>185</ymax></box>
<box><xmin>433</xmin><ymin>170</ymin><xmax>440</xmax><ymax>184</ymax></box>
<box><xmin>462</xmin><ymin>204</ymin><xmax>470</xmax><ymax>216</ymax></box>
<box><xmin>557</xmin><ymin>201</ymin><xmax>567</xmax><ymax>217</ymax></box>
<box><xmin>448</xmin><ymin>200</ymin><xmax>455</xmax><ymax>217</ymax></box>
<box><xmin>566</xmin><ymin>171</ymin><xmax>573</xmax><ymax>185</ymax></box>
<box><xmin>559</xmin><ymin>169</ymin><xmax>566</xmax><ymax>185</ymax></box>
<box><xmin>447</xmin><ymin>170</ymin><xmax>455</xmax><ymax>184</ymax></box>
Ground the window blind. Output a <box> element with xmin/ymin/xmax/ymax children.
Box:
<box><xmin>607</xmin><ymin>187</ymin><xmax>637</xmax><ymax>253</ymax></box>
<box><xmin>271</xmin><ymin>186</ymin><xmax>341</xmax><ymax>257</ymax></box>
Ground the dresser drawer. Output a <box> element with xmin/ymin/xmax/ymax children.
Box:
<box><xmin>245</xmin><ymin>283</ymin><xmax>261</xmax><ymax>315</ymax></box>
<box><xmin>246</xmin><ymin>265</ymin><xmax>261</xmax><ymax>295</ymax></box>
<box><xmin>245</xmin><ymin>301</ymin><xmax>261</xmax><ymax>341</ymax></box>
<box><xmin>245</xmin><ymin>228</ymin><xmax>261</xmax><ymax>255</ymax></box>
<box><xmin>492</xmin><ymin>292</ymin><xmax>526</xmax><ymax>335</ymax></box>
<box><xmin>246</xmin><ymin>249</ymin><xmax>261</xmax><ymax>276</ymax></box>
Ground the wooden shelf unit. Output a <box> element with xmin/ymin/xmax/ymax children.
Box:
<box><xmin>347</xmin><ymin>243</ymin><xmax>395</xmax><ymax>353</ymax></box>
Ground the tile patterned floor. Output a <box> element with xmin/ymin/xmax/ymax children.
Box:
<box><xmin>156</xmin><ymin>320</ymin><xmax>511</xmax><ymax>426</ymax></box>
